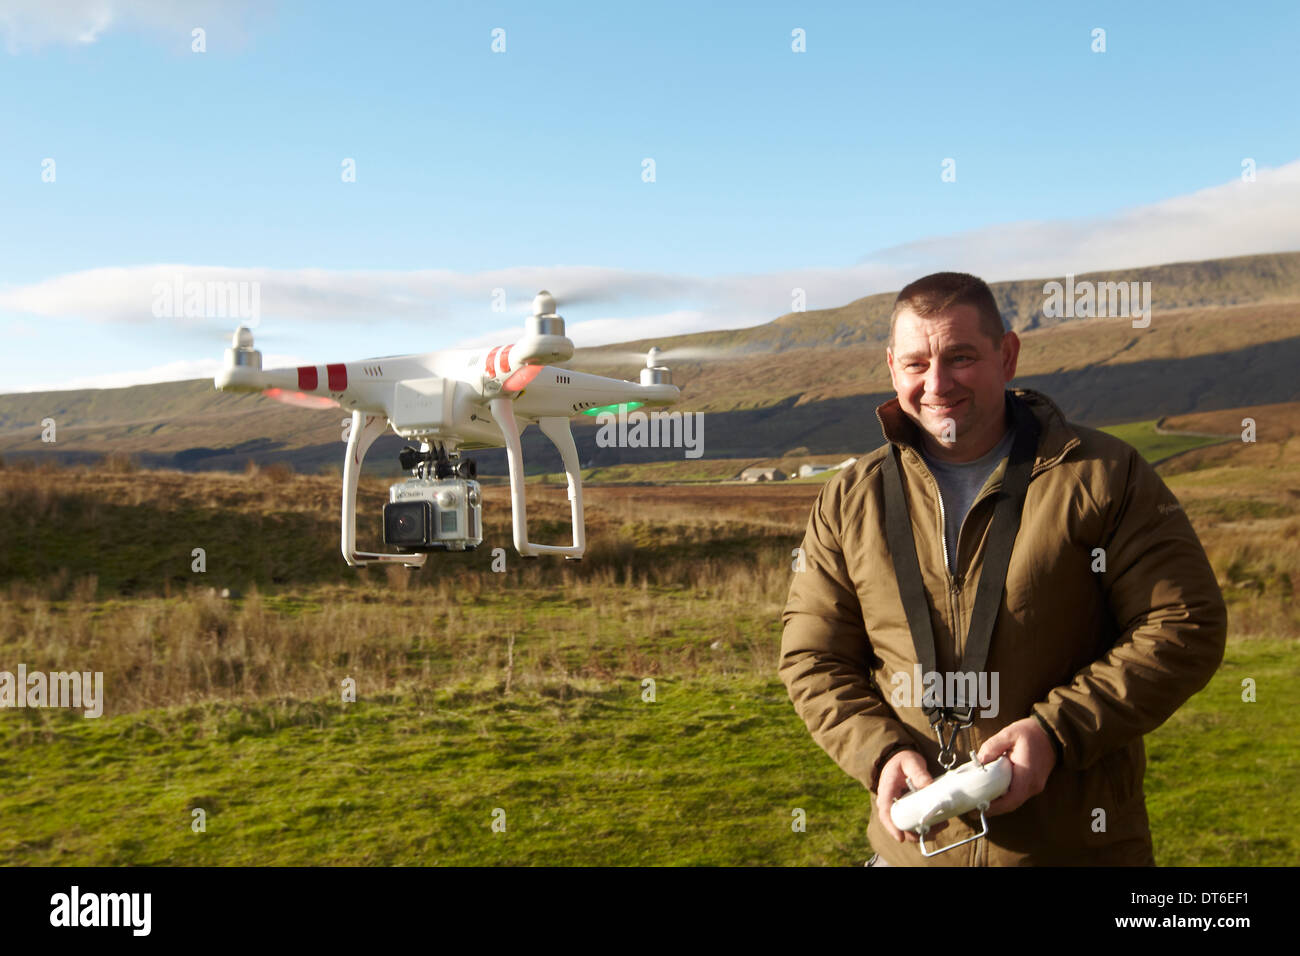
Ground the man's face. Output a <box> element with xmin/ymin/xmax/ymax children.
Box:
<box><xmin>886</xmin><ymin>304</ymin><xmax>1020</xmax><ymax>462</ymax></box>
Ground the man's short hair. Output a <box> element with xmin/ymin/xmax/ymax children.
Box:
<box><xmin>888</xmin><ymin>272</ymin><xmax>1006</xmax><ymax>348</ymax></box>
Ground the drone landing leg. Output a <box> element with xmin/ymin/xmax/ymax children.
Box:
<box><xmin>489</xmin><ymin>398</ymin><xmax>586</xmax><ymax>559</ymax></box>
<box><xmin>538</xmin><ymin>415</ymin><xmax>586</xmax><ymax>560</ymax></box>
<box><xmin>342</xmin><ymin>410</ymin><xmax>427</xmax><ymax>568</ymax></box>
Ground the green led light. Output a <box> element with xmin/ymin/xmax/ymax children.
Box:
<box><xmin>581</xmin><ymin>401</ymin><xmax>644</xmax><ymax>417</ymax></box>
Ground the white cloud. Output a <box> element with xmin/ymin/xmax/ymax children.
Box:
<box><xmin>0</xmin><ymin>263</ymin><xmax>827</xmax><ymax>336</ymax></box>
<box><xmin>2</xmin><ymin>160</ymin><xmax>1298</xmax><ymax>393</ymax></box>
<box><xmin>0</xmin><ymin>0</ymin><xmax>263</xmax><ymax>54</ymax></box>
<box><xmin>865</xmin><ymin>161</ymin><xmax>1300</xmax><ymax>280</ymax></box>
<box><xmin>5</xmin><ymin>354</ymin><xmax>304</xmax><ymax>394</ymax></box>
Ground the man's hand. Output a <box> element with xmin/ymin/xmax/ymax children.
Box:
<box><xmin>876</xmin><ymin>749</ymin><xmax>947</xmax><ymax>843</ymax></box>
<box><xmin>975</xmin><ymin>717</ymin><xmax>1058</xmax><ymax>816</ymax></box>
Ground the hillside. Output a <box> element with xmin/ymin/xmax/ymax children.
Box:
<box><xmin>1</xmin><ymin>252</ymin><xmax>1298</xmax><ymax>473</ymax></box>
<box><xmin>571</xmin><ymin>249</ymin><xmax>1300</xmax><ymax>362</ymax></box>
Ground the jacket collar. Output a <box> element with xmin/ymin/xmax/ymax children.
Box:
<box><xmin>874</xmin><ymin>387</ymin><xmax>1080</xmax><ymax>475</ymax></box>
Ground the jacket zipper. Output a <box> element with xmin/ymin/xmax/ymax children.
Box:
<box><xmin>908</xmin><ymin>449</ymin><xmax>964</xmax><ymax>645</ymax></box>
<box><xmin>907</xmin><ymin>446</ymin><xmax>993</xmax><ymax>867</ymax></box>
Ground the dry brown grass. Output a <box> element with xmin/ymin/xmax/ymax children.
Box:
<box><xmin>0</xmin><ymin>462</ymin><xmax>806</xmax><ymax>714</ymax></box>
<box><xmin>0</xmin><ymin>449</ymin><xmax>1294</xmax><ymax>716</ymax></box>
<box><xmin>0</xmin><ymin>549</ymin><xmax>796</xmax><ymax>715</ymax></box>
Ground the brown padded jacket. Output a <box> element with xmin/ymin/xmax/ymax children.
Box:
<box><xmin>780</xmin><ymin>388</ymin><xmax>1227</xmax><ymax>866</ymax></box>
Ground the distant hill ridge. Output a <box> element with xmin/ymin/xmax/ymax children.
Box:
<box><xmin>573</xmin><ymin>250</ymin><xmax>1300</xmax><ymax>361</ymax></box>
<box><xmin>1</xmin><ymin>250</ymin><xmax>1298</xmax><ymax>472</ymax></box>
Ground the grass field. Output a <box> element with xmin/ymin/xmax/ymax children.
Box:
<box><xmin>1</xmin><ymin>411</ymin><xmax>1297</xmax><ymax>866</ymax></box>
<box><xmin>3</xmin><ymin>639</ymin><xmax>1294</xmax><ymax>866</ymax></box>
<box><xmin>1097</xmin><ymin>420</ymin><xmax>1230</xmax><ymax>464</ymax></box>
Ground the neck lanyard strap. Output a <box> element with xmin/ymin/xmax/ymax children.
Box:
<box><xmin>881</xmin><ymin>393</ymin><xmax>1040</xmax><ymax>763</ymax></box>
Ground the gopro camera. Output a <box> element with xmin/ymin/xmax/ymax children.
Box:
<box><xmin>383</xmin><ymin>477</ymin><xmax>483</xmax><ymax>552</ymax></box>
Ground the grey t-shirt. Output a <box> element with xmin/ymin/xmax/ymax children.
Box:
<box><xmin>920</xmin><ymin>427</ymin><xmax>1016</xmax><ymax>573</ymax></box>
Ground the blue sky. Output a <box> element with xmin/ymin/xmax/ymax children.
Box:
<box><xmin>2</xmin><ymin>0</ymin><xmax>1298</xmax><ymax>391</ymax></box>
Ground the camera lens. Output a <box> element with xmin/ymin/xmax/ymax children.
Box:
<box><xmin>384</xmin><ymin>500</ymin><xmax>431</xmax><ymax>546</ymax></box>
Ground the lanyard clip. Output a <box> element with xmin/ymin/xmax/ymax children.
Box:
<box><xmin>932</xmin><ymin>708</ymin><xmax>974</xmax><ymax>770</ymax></box>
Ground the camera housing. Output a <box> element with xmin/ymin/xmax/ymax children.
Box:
<box><xmin>383</xmin><ymin>476</ymin><xmax>483</xmax><ymax>552</ymax></box>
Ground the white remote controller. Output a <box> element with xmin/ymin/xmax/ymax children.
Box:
<box><xmin>889</xmin><ymin>753</ymin><xmax>1012</xmax><ymax>854</ymax></box>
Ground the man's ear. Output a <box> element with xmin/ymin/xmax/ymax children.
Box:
<box><xmin>1000</xmin><ymin>332</ymin><xmax>1020</xmax><ymax>382</ymax></box>
<box><xmin>886</xmin><ymin>347</ymin><xmax>898</xmax><ymax>389</ymax></box>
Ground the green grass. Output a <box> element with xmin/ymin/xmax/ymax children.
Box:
<box><xmin>1144</xmin><ymin>637</ymin><xmax>1300</xmax><ymax>865</ymax></box>
<box><xmin>1098</xmin><ymin>420</ymin><xmax>1228</xmax><ymax>465</ymax></box>
<box><xmin>0</xmin><ymin>678</ymin><xmax>871</xmax><ymax>866</ymax></box>
<box><xmin>529</xmin><ymin>460</ymin><xmax>740</xmax><ymax>484</ymax></box>
<box><xmin>531</xmin><ymin>460</ymin><xmax>847</xmax><ymax>485</ymax></box>
<box><xmin>2</xmin><ymin>637</ymin><xmax>1293</xmax><ymax>866</ymax></box>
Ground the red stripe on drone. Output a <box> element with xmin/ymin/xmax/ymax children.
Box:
<box><xmin>502</xmin><ymin>364</ymin><xmax>543</xmax><ymax>393</ymax></box>
<box><xmin>499</xmin><ymin>345</ymin><xmax>513</xmax><ymax>373</ymax></box>
<box><xmin>327</xmin><ymin>363</ymin><xmax>347</xmax><ymax>391</ymax></box>
<box><xmin>486</xmin><ymin>346</ymin><xmax>501</xmax><ymax>376</ymax></box>
<box><xmin>298</xmin><ymin>366</ymin><xmax>318</xmax><ymax>390</ymax></box>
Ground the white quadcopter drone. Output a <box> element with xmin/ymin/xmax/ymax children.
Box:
<box><xmin>213</xmin><ymin>291</ymin><xmax>680</xmax><ymax>567</ymax></box>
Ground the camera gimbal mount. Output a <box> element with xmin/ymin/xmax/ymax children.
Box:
<box><xmin>398</xmin><ymin>443</ymin><xmax>477</xmax><ymax>481</ymax></box>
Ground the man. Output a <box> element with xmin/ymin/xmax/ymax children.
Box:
<box><xmin>779</xmin><ymin>272</ymin><xmax>1227</xmax><ymax>866</ymax></box>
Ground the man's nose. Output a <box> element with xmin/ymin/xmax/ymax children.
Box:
<box><xmin>925</xmin><ymin>362</ymin><xmax>953</xmax><ymax>395</ymax></box>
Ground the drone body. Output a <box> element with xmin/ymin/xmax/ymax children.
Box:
<box><xmin>213</xmin><ymin>292</ymin><xmax>680</xmax><ymax>567</ymax></box>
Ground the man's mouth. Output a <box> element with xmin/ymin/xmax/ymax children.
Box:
<box><xmin>924</xmin><ymin>398</ymin><xmax>967</xmax><ymax>414</ymax></box>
